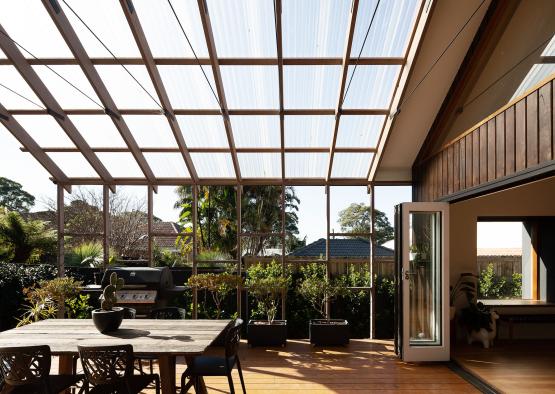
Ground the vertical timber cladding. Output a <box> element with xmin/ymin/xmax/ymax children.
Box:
<box><xmin>505</xmin><ymin>105</ymin><xmax>516</xmax><ymax>176</ymax></box>
<box><xmin>539</xmin><ymin>82</ymin><xmax>553</xmax><ymax>163</ymax></box>
<box><xmin>495</xmin><ymin>112</ymin><xmax>505</xmax><ymax>178</ymax></box>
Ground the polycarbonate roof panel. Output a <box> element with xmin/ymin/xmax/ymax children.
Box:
<box><xmin>0</xmin><ymin>65</ymin><xmax>43</xmax><ymax>109</ymax></box>
<box><xmin>342</xmin><ymin>65</ymin><xmax>400</xmax><ymax>109</ymax></box>
<box><xmin>0</xmin><ymin>0</ymin><xmax>73</xmax><ymax>58</ymax></box>
<box><xmin>32</xmin><ymin>65</ymin><xmax>101</xmax><ymax>110</ymax></box>
<box><xmin>46</xmin><ymin>152</ymin><xmax>98</xmax><ymax>177</ymax></box>
<box><xmin>221</xmin><ymin>66</ymin><xmax>279</xmax><ymax>109</ymax></box>
<box><xmin>177</xmin><ymin>115</ymin><xmax>228</xmax><ymax>148</ymax></box>
<box><xmin>191</xmin><ymin>153</ymin><xmax>236</xmax><ymax>178</ymax></box>
<box><xmin>96</xmin><ymin>65</ymin><xmax>160</xmax><ymax>109</ymax></box>
<box><xmin>284</xmin><ymin>115</ymin><xmax>334</xmax><ymax>147</ymax></box>
<box><xmin>207</xmin><ymin>0</ymin><xmax>276</xmax><ymax>57</ymax></box>
<box><xmin>144</xmin><ymin>152</ymin><xmax>190</xmax><ymax>178</ymax></box>
<box><xmin>285</xmin><ymin>153</ymin><xmax>328</xmax><ymax>178</ymax></box>
<box><xmin>542</xmin><ymin>34</ymin><xmax>555</xmax><ymax>56</ymax></box>
<box><xmin>132</xmin><ymin>0</ymin><xmax>208</xmax><ymax>57</ymax></box>
<box><xmin>60</xmin><ymin>0</ymin><xmax>140</xmax><ymax>58</ymax></box>
<box><xmin>14</xmin><ymin>115</ymin><xmax>74</xmax><ymax>148</ymax></box>
<box><xmin>123</xmin><ymin>115</ymin><xmax>178</xmax><ymax>148</ymax></box>
<box><xmin>511</xmin><ymin>64</ymin><xmax>555</xmax><ymax>100</ymax></box>
<box><xmin>352</xmin><ymin>0</ymin><xmax>420</xmax><ymax>58</ymax></box>
<box><xmin>238</xmin><ymin>153</ymin><xmax>281</xmax><ymax>178</ymax></box>
<box><xmin>231</xmin><ymin>116</ymin><xmax>280</xmax><ymax>148</ymax></box>
<box><xmin>158</xmin><ymin>65</ymin><xmax>219</xmax><ymax>109</ymax></box>
<box><xmin>282</xmin><ymin>0</ymin><xmax>350</xmax><ymax>57</ymax></box>
<box><xmin>284</xmin><ymin>66</ymin><xmax>341</xmax><ymax>109</ymax></box>
<box><xmin>96</xmin><ymin>152</ymin><xmax>144</xmax><ymax>178</ymax></box>
<box><xmin>331</xmin><ymin>152</ymin><xmax>374</xmax><ymax>178</ymax></box>
<box><xmin>68</xmin><ymin>115</ymin><xmax>127</xmax><ymax>148</ymax></box>
<box><xmin>336</xmin><ymin>115</ymin><xmax>384</xmax><ymax>148</ymax></box>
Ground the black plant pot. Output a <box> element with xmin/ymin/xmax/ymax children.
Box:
<box><xmin>309</xmin><ymin>319</ymin><xmax>349</xmax><ymax>346</ymax></box>
<box><xmin>248</xmin><ymin>320</ymin><xmax>287</xmax><ymax>347</ymax></box>
<box><xmin>92</xmin><ymin>307</ymin><xmax>124</xmax><ymax>333</ymax></box>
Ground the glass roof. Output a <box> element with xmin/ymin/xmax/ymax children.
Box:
<box><xmin>0</xmin><ymin>0</ymin><xmax>424</xmax><ymax>184</ymax></box>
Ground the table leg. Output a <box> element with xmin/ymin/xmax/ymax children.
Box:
<box><xmin>58</xmin><ymin>354</ymin><xmax>73</xmax><ymax>394</ymax></box>
<box><xmin>185</xmin><ymin>356</ymin><xmax>208</xmax><ymax>394</ymax></box>
<box><xmin>158</xmin><ymin>355</ymin><xmax>176</xmax><ymax>394</ymax></box>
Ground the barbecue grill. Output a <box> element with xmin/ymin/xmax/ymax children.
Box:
<box><xmin>100</xmin><ymin>266</ymin><xmax>186</xmax><ymax>317</ymax></box>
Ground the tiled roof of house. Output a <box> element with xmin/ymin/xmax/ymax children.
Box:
<box><xmin>477</xmin><ymin>248</ymin><xmax>522</xmax><ymax>256</ymax></box>
<box><xmin>289</xmin><ymin>238</ymin><xmax>394</xmax><ymax>258</ymax></box>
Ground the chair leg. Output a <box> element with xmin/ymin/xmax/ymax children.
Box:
<box><xmin>149</xmin><ymin>359</ymin><xmax>153</xmax><ymax>375</ymax></box>
<box><xmin>154</xmin><ymin>375</ymin><xmax>160</xmax><ymax>394</ymax></box>
<box><xmin>236</xmin><ymin>358</ymin><xmax>246</xmax><ymax>394</ymax></box>
<box><xmin>227</xmin><ymin>372</ymin><xmax>235</xmax><ymax>394</ymax></box>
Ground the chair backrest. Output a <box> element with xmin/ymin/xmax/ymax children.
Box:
<box><xmin>122</xmin><ymin>307</ymin><xmax>136</xmax><ymax>319</ymax></box>
<box><xmin>225</xmin><ymin>319</ymin><xmax>243</xmax><ymax>359</ymax></box>
<box><xmin>0</xmin><ymin>345</ymin><xmax>51</xmax><ymax>387</ymax></box>
<box><xmin>78</xmin><ymin>345</ymin><xmax>134</xmax><ymax>386</ymax></box>
<box><xmin>149</xmin><ymin>307</ymin><xmax>186</xmax><ymax>320</ymax></box>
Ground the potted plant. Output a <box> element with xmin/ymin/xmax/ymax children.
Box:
<box><xmin>449</xmin><ymin>272</ymin><xmax>477</xmax><ymax>320</ymax></box>
<box><xmin>246</xmin><ymin>261</ymin><xmax>290</xmax><ymax>347</ymax></box>
<box><xmin>298</xmin><ymin>263</ymin><xmax>349</xmax><ymax>346</ymax></box>
<box><xmin>92</xmin><ymin>272</ymin><xmax>125</xmax><ymax>333</ymax></box>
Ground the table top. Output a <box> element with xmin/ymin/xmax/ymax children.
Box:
<box><xmin>0</xmin><ymin>319</ymin><xmax>232</xmax><ymax>356</ymax></box>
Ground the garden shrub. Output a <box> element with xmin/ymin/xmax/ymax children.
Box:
<box><xmin>479</xmin><ymin>263</ymin><xmax>522</xmax><ymax>299</ymax></box>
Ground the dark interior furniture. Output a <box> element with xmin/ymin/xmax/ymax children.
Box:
<box><xmin>78</xmin><ymin>344</ymin><xmax>160</xmax><ymax>394</ymax></box>
<box><xmin>0</xmin><ymin>345</ymin><xmax>83</xmax><ymax>394</ymax></box>
<box><xmin>499</xmin><ymin>313</ymin><xmax>555</xmax><ymax>340</ymax></box>
<box><xmin>180</xmin><ymin>319</ymin><xmax>246</xmax><ymax>394</ymax></box>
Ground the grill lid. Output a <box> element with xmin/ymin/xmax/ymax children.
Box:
<box><xmin>101</xmin><ymin>266</ymin><xmax>173</xmax><ymax>289</ymax></box>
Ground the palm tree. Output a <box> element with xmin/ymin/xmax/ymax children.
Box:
<box><xmin>0</xmin><ymin>210</ymin><xmax>56</xmax><ymax>263</ymax></box>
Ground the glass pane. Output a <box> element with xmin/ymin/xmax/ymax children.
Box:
<box><xmin>231</xmin><ymin>116</ymin><xmax>280</xmax><ymax>148</ymax></box>
<box><xmin>336</xmin><ymin>115</ymin><xmax>384</xmax><ymax>148</ymax></box>
<box><xmin>14</xmin><ymin>115</ymin><xmax>74</xmax><ymax>148</ymax></box>
<box><xmin>158</xmin><ymin>65</ymin><xmax>219</xmax><ymax>109</ymax></box>
<box><xmin>96</xmin><ymin>65</ymin><xmax>160</xmax><ymax>109</ymax></box>
<box><xmin>0</xmin><ymin>0</ymin><xmax>73</xmax><ymax>58</ymax></box>
<box><xmin>144</xmin><ymin>152</ymin><xmax>190</xmax><ymax>178</ymax></box>
<box><xmin>284</xmin><ymin>66</ymin><xmax>341</xmax><ymax>109</ymax></box>
<box><xmin>221</xmin><ymin>66</ymin><xmax>278</xmax><ymax>109</ymax></box>
<box><xmin>238</xmin><ymin>153</ymin><xmax>281</xmax><ymax>178</ymax></box>
<box><xmin>284</xmin><ymin>115</ymin><xmax>334</xmax><ymax>147</ymax></box>
<box><xmin>0</xmin><ymin>65</ymin><xmax>43</xmax><ymax>110</ymax></box>
<box><xmin>32</xmin><ymin>65</ymin><xmax>101</xmax><ymax>110</ymax></box>
<box><xmin>191</xmin><ymin>153</ymin><xmax>235</xmax><ymax>178</ymax></box>
<box><xmin>409</xmin><ymin>211</ymin><xmax>442</xmax><ymax>346</ymax></box>
<box><xmin>96</xmin><ymin>152</ymin><xmax>144</xmax><ymax>178</ymax></box>
<box><xmin>61</xmin><ymin>0</ymin><xmax>140</xmax><ymax>57</ymax></box>
<box><xmin>511</xmin><ymin>64</ymin><xmax>555</xmax><ymax>100</ymax></box>
<box><xmin>342</xmin><ymin>65</ymin><xmax>401</xmax><ymax>109</ymax></box>
<box><xmin>132</xmin><ymin>0</ymin><xmax>208</xmax><ymax>57</ymax></box>
<box><xmin>47</xmin><ymin>152</ymin><xmax>98</xmax><ymax>177</ymax></box>
<box><xmin>69</xmin><ymin>115</ymin><xmax>127</xmax><ymax>148</ymax></box>
<box><xmin>207</xmin><ymin>0</ymin><xmax>276</xmax><ymax>57</ymax></box>
<box><xmin>331</xmin><ymin>152</ymin><xmax>374</xmax><ymax>178</ymax></box>
<box><xmin>282</xmin><ymin>0</ymin><xmax>350</xmax><ymax>57</ymax></box>
<box><xmin>177</xmin><ymin>115</ymin><xmax>228</xmax><ymax>148</ymax></box>
<box><xmin>352</xmin><ymin>0</ymin><xmax>420</xmax><ymax>57</ymax></box>
<box><xmin>123</xmin><ymin>115</ymin><xmax>177</xmax><ymax>148</ymax></box>
<box><xmin>285</xmin><ymin>153</ymin><xmax>328</xmax><ymax>178</ymax></box>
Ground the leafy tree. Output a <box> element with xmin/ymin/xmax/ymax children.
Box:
<box><xmin>0</xmin><ymin>177</ymin><xmax>35</xmax><ymax>213</ymax></box>
<box><xmin>0</xmin><ymin>210</ymin><xmax>56</xmax><ymax>263</ymax></box>
<box><xmin>337</xmin><ymin>203</ymin><xmax>394</xmax><ymax>245</ymax></box>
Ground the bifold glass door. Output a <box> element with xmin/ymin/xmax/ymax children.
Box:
<box><xmin>396</xmin><ymin>202</ymin><xmax>449</xmax><ymax>362</ymax></box>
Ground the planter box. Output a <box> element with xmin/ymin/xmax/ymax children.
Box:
<box><xmin>248</xmin><ymin>320</ymin><xmax>287</xmax><ymax>347</ymax></box>
<box><xmin>309</xmin><ymin>319</ymin><xmax>349</xmax><ymax>346</ymax></box>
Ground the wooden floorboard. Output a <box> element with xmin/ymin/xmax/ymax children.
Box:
<box><xmin>58</xmin><ymin>339</ymin><xmax>477</xmax><ymax>393</ymax></box>
<box><xmin>454</xmin><ymin>340</ymin><xmax>555</xmax><ymax>394</ymax></box>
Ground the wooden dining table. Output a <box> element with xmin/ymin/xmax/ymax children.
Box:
<box><xmin>0</xmin><ymin>318</ymin><xmax>232</xmax><ymax>394</ymax></box>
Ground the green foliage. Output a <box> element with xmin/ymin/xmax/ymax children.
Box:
<box><xmin>0</xmin><ymin>211</ymin><xmax>56</xmax><ymax>263</ymax></box>
<box><xmin>338</xmin><ymin>203</ymin><xmax>394</xmax><ymax>245</ymax></box>
<box><xmin>188</xmin><ymin>272</ymin><xmax>243</xmax><ymax>319</ymax></box>
<box><xmin>65</xmin><ymin>241</ymin><xmax>115</xmax><ymax>268</ymax></box>
<box><xmin>0</xmin><ymin>177</ymin><xmax>35</xmax><ymax>213</ymax></box>
<box><xmin>154</xmin><ymin>246</ymin><xmax>187</xmax><ymax>267</ymax></box>
<box><xmin>512</xmin><ymin>273</ymin><xmax>522</xmax><ymax>298</ymax></box>
<box><xmin>17</xmin><ymin>292</ymin><xmax>57</xmax><ymax>327</ymax></box>
<box><xmin>100</xmin><ymin>272</ymin><xmax>124</xmax><ymax>311</ymax></box>
<box><xmin>297</xmin><ymin>263</ymin><xmax>347</xmax><ymax>319</ymax></box>
<box><xmin>478</xmin><ymin>263</ymin><xmax>522</xmax><ymax>299</ymax></box>
<box><xmin>196</xmin><ymin>250</ymin><xmax>232</xmax><ymax>261</ymax></box>
<box><xmin>65</xmin><ymin>294</ymin><xmax>92</xmax><ymax>319</ymax></box>
<box><xmin>246</xmin><ymin>260</ymin><xmax>291</xmax><ymax>323</ymax></box>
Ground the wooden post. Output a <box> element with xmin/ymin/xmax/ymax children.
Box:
<box><xmin>103</xmin><ymin>185</ymin><xmax>110</xmax><ymax>270</ymax></box>
<box><xmin>57</xmin><ymin>184</ymin><xmax>64</xmax><ymax>278</ymax></box>
<box><xmin>369</xmin><ymin>185</ymin><xmax>375</xmax><ymax>339</ymax></box>
<box><xmin>147</xmin><ymin>186</ymin><xmax>153</xmax><ymax>267</ymax></box>
<box><xmin>236</xmin><ymin>186</ymin><xmax>242</xmax><ymax>318</ymax></box>
<box><xmin>325</xmin><ymin>185</ymin><xmax>331</xmax><ymax>318</ymax></box>
<box><xmin>281</xmin><ymin>185</ymin><xmax>286</xmax><ymax>320</ymax></box>
<box><xmin>192</xmin><ymin>186</ymin><xmax>198</xmax><ymax>319</ymax></box>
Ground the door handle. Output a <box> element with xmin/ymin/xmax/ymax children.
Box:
<box><xmin>404</xmin><ymin>270</ymin><xmax>416</xmax><ymax>280</ymax></box>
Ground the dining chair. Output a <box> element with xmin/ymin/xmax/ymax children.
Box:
<box><xmin>78</xmin><ymin>344</ymin><xmax>160</xmax><ymax>394</ymax></box>
<box><xmin>180</xmin><ymin>318</ymin><xmax>246</xmax><ymax>394</ymax></box>
<box><xmin>0</xmin><ymin>345</ymin><xmax>83</xmax><ymax>394</ymax></box>
<box><xmin>149</xmin><ymin>307</ymin><xmax>186</xmax><ymax>320</ymax></box>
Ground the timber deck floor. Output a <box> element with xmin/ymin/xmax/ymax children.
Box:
<box><xmin>454</xmin><ymin>340</ymin><xmax>555</xmax><ymax>394</ymax></box>
<box><xmin>62</xmin><ymin>339</ymin><xmax>477</xmax><ymax>393</ymax></box>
